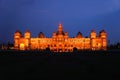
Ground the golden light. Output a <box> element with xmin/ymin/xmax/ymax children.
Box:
<box><xmin>20</xmin><ymin>43</ymin><xmax>25</xmax><ymax>50</ymax></box>
<box><xmin>14</xmin><ymin>23</ymin><xmax>107</xmax><ymax>52</ymax></box>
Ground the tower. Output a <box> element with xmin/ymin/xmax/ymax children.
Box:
<box><xmin>90</xmin><ymin>30</ymin><xmax>96</xmax><ymax>38</ymax></box>
<box><xmin>24</xmin><ymin>30</ymin><xmax>31</xmax><ymax>39</ymax></box>
<box><xmin>24</xmin><ymin>30</ymin><xmax>31</xmax><ymax>50</ymax></box>
<box><xmin>64</xmin><ymin>32</ymin><xmax>68</xmax><ymax>38</ymax></box>
<box><xmin>56</xmin><ymin>22</ymin><xmax>65</xmax><ymax>52</ymax></box>
<box><xmin>14</xmin><ymin>30</ymin><xmax>22</xmax><ymax>49</ymax></box>
<box><xmin>58</xmin><ymin>23</ymin><xmax>63</xmax><ymax>35</ymax></box>
<box><xmin>99</xmin><ymin>30</ymin><xmax>107</xmax><ymax>50</ymax></box>
<box><xmin>90</xmin><ymin>30</ymin><xmax>97</xmax><ymax>50</ymax></box>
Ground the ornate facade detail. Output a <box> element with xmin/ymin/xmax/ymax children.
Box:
<box><xmin>14</xmin><ymin>23</ymin><xmax>107</xmax><ymax>52</ymax></box>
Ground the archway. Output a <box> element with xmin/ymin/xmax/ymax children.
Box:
<box><xmin>20</xmin><ymin>43</ymin><xmax>25</xmax><ymax>50</ymax></box>
<box><xmin>58</xmin><ymin>48</ymin><xmax>62</xmax><ymax>52</ymax></box>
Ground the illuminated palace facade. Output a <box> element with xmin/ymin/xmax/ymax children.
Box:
<box><xmin>14</xmin><ymin>23</ymin><xmax>107</xmax><ymax>52</ymax></box>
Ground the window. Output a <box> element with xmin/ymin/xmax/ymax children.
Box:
<box><xmin>65</xmin><ymin>49</ymin><xmax>67</xmax><ymax>51</ymax></box>
<box><xmin>59</xmin><ymin>45</ymin><xmax>62</xmax><ymax>47</ymax></box>
<box><xmin>48</xmin><ymin>45</ymin><xmax>50</xmax><ymax>47</ymax></box>
<box><xmin>71</xmin><ymin>45</ymin><xmax>73</xmax><ymax>47</ymax></box>
<box><xmin>64</xmin><ymin>44</ymin><xmax>66</xmax><ymax>47</ymax></box>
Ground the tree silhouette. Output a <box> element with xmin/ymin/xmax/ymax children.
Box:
<box><xmin>45</xmin><ymin>47</ymin><xmax>50</xmax><ymax>51</ymax></box>
<box><xmin>73</xmin><ymin>47</ymin><xmax>78</xmax><ymax>52</ymax></box>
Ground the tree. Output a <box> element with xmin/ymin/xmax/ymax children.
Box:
<box><xmin>73</xmin><ymin>47</ymin><xmax>78</xmax><ymax>52</ymax></box>
<box><xmin>45</xmin><ymin>47</ymin><xmax>50</xmax><ymax>51</ymax></box>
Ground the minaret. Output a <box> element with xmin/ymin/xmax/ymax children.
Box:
<box><xmin>99</xmin><ymin>30</ymin><xmax>107</xmax><ymax>50</ymax></box>
<box><xmin>58</xmin><ymin>22</ymin><xmax>63</xmax><ymax>34</ymax></box>
<box><xmin>24</xmin><ymin>30</ymin><xmax>31</xmax><ymax>50</ymax></box>
<box><xmin>90</xmin><ymin>29</ymin><xmax>97</xmax><ymax>50</ymax></box>
<box><xmin>14</xmin><ymin>30</ymin><xmax>22</xmax><ymax>50</ymax></box>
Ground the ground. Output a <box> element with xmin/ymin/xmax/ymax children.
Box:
<box><xmin>0</xmin><ymin>50</ymin><xmax>120</xmax><ymax>80</ymax></box>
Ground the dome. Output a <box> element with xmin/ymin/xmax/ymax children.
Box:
<box><xmin>99</xmin><ymin>29</ymin><xmax>106</xmax><ymax>33</ymax></box>
<box><xmin>25</xmin><ymin>30</ymin><xmax>30</xmax><ymax>33</ymax></box>
<box><xmin>99</xmin><ymin>29</ymin><xmax>106</xmax><ymax>38</ymax></box>
<box><xmin>14</xmin><ymin>30</ymin><xmax>22</xmax><ymax>38</ymax></box>
<box><xmin>53</xmin><ymin>32</ymin><xmax>57</xmax><ymax>35</ymax></box>
<box><xmin>38</xmin><ymin>32</ymin><xmax>45</xmax><ymax>38</ymax></box>
<box><xmin>91</xmin><ymin>29</ymin><xmax>96</xmax><ymax>33</ymax></box>
<box><xmin>15</xmin><ymin>30</ymin><xmax>22</xmax><ymax>34</ymax></box>
<box><xmin>76</xmin><ymin>31</ymin><xmax>82</xmax><ymax>38</ymax></box>
<box><xmin>64</xmin><ymin>32</ymin><xmax>68</xmax><ymax>36</ymax></box>
<box><xmin>77</xmin><ymin>31</ymin><xmax>82</xmax><ymax>36</ymax></box>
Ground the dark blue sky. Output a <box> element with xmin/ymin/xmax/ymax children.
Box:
<box><xmin>0</xmin><ymin>0</ymin><xmax>120</xmax><ymax>44</ymax></box>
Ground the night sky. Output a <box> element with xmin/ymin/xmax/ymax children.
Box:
<box><xmin>0</xmin><ymin>0</ymin><xmax>120</xmax><ymax>44</ymax></box>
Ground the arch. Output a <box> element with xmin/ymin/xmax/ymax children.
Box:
<box><xmin>20</xmin><ymin>43</ymin><xmax>25</xmax><ymax>50</ymax></box>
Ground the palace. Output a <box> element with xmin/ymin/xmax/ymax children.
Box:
<box><xmin>14</xmin><ymin>23</ymin><xmax>107</xmax><ymax>52</ymax></box>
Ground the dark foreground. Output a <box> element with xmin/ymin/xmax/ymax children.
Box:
<box><xmin>0</xmin><ymin>50</ymin><xmax>120</xmax><ymax>80</ymax></box>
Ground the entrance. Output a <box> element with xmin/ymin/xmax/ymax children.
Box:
<box><xmin>20</xmin><ymin>43</ymin><xmax>25</xmax><ymax>50</ymax></box>
<box><xmin>58</xmin><ymin>49</ymin><xmax>62</xmax><ymax>52</ymax></box>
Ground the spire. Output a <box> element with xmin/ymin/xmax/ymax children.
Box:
<box><xmin>58</xmin><ymin>22</ymin><xmax>63</xmax><ymax>33</ymax></box>
<box><xmin>58</xmin><ymin>22</ymin><xmax>62</xmax><ymax>26</ymax></box>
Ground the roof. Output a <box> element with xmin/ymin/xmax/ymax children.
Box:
<box><xmin>15</xmin><ymin>30</ymin><xmax>22</xmax><ymax>34</ymax></box>
<box><xmin>99</xmin><ymin>29</ymin><xmax>106</xmax><ymax>33</ymax></box>
<box><xmin>77</xmin><ymin>31</ymin><xmax>82</xmax><ymax>36</ymax></box>
<box><xmin>91</xmin><ymin>29</ymin><xmax>96</xmax><ymax>32</ymax></box>
<box><xmin>25</xmin><ymin>30</ymin><xmax>30</xmax><ymax>33</ymax></box>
